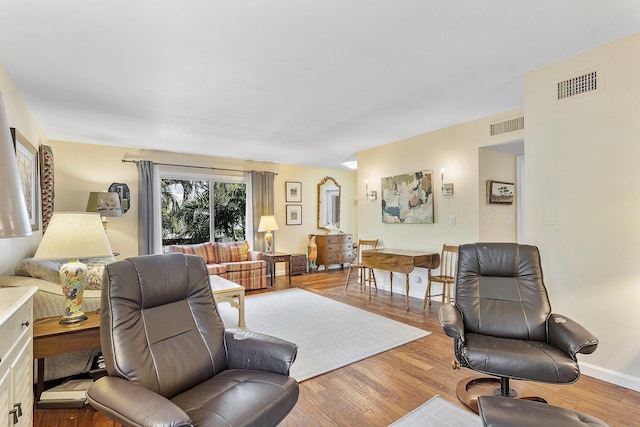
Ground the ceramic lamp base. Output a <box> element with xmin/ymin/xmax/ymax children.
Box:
<box><xmin>59</xmin><ymin>260</ymin><xmax>89</xmax><ymax>324</ymax></box>
<box><xmin>265</xmin><ymin>231</ymin><xmax>273</xmax><ymax>253</ymax></box>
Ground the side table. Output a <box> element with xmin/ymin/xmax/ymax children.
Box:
<box><xmin>33</xmin><ymin>311</ymin><xmax>101</xmax><ymax>406</ymax></box>
<box><xmin>263</xmin><ymin>252</ymin><xmax>291</xmax><ymax>286</ymax></box>
<box><xmin>210</xmin><ymin>275</ymin><xmax>246</xmax><ymax>327</ymax></box>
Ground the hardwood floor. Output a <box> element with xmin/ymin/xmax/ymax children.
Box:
<box><xmin>35</xmin><ymin>269</ymin><xmax>640</xmax><ymax>426</ymax></box>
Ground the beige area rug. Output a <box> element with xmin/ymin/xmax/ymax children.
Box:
<box><xmin>216</xmin><ymin>288</ymin><xmax>431</xmax><ymax>382</ymax></box>
<box><xmin>389</xmin><ymin>395</ymin><xmax>481</xmax><ymax>427</ymax></box>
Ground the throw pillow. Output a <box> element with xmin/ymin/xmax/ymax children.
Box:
<box><xmin>15</xmin><ymin>258</ymin><xmax>62</xmax><ymax>283</ymax></box>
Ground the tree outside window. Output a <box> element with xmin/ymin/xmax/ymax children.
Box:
<box><xmin>161</xmin><ymin>178</ymin><xmax>246</xmax><ymax>249</ymax></box>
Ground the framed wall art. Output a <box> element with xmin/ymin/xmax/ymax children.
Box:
<box><xmin>487</xmin><ymin>180</ymin><xmax>515</xmax><ymax>204</ymax></box>
<box><xmin>381</xmin><ymin>170</ymin><xmax>433</xmax><ymax>224</ymax></box>
<box><xmin>11</xmin><ymin>128</ymin><xmax>39</xmax><ymax>231</ymax></box>
<box><xmin>286</xmin><ymin>205</ymin><xmax>302</xmax><ymax>225</ymax></box>
<box><xmin>285</xmin><ymin>181</ymin><xmax>302</xmax><ymax>203</ymax></box>
<box><xmin>39</xmin><ymin>145</ymin><xmax>54</xmax><ymax>231</ymax></box>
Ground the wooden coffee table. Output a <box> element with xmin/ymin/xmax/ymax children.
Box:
<box><xmin>33</xmin><ymin>311</ymin><xmax>101</xmax><ymax>405</ymax></box>
<box><xmin>210</xmin><ymin>275</ymin><xmax>246</xmax><ymax>327</ymax></box>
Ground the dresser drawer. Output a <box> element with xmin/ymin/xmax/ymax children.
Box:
<box><xmin>0</xmin><ymin>301</ymin><xmax>32</xmax><ymax>360</ymax></box>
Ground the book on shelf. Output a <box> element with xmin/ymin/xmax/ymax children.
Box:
<box><xmin>40</xmin><ymin>378</ymin><xmax>93</xmax><ymax>401</ymax></box>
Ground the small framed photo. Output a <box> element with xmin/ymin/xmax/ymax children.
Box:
<box><xmin>11</xmin><ymin>128</ymin><xmax>39</xmax><ymax>231</ymax></box>
<box><xmin>286</xmin><ymin>205</ymin><xmax>302</xmax><ymax>225</ymax></box>
<box><xmin>285</xmin><ymin>181</ymin><xmax>302</xmax><ymax>203</ymax></box>
<box><xmin>487</xmin><ymin>180</ymin><xmax>515</xmax><ymax>205</ymax></box>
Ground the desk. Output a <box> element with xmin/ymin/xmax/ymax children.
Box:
<box><xmin>210</xmin><ymin>275</ymin><xmax>246</xmax><ymax>327</ymax></box>
<box><xmin>362</xmin><ymin>249</ymin><xmax>440</xmax><ymax>310</ymax></box>
<box><xmin>33</xmin><ymin>311</ymin><xmax>101</xmax><ymax>404</ymax></box>
<box><xmin>262</xmin><ymin>252</ymin><xmax>292</xmax><ymax>286</ymax></box>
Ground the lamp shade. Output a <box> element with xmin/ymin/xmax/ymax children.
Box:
<box><xmin>0</xmin><ymin>92</ymin><xmax>32</xmax><ymax>238</ymax></box>
<box><xmin>86</xmin><ymin>191</ymin><xmax>122</xmax><ymax>217</ymax></box>
<box><xmin>34</xmin><ymin>212</ymin><xmax>113</xmax><ymax>260</ymax></box>
<box><xmin>258</xmin><ymin>215</ymin><xmax>279</xmax><ymax>232</ymax></box>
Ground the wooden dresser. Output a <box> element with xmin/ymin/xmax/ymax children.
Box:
<box><xmin>315</xmin><ymin>233</ymin><xmax>354</xmax><ymax>271</ymax></box>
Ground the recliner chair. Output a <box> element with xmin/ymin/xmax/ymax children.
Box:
<box><xmin>87</xmin><ymin>253</ymin><xmax>299</xmax><ymax>427</ymax></box>
<box><xmin>439</xmin><ymin>243</ymin><xmax>598</xmax><ymax>411</ymax></box>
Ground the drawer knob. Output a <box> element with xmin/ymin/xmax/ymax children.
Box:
<box><xmin>21</xmin><ymin>320</ymin><xmax>29</xmax><ymax>328</ymax></box>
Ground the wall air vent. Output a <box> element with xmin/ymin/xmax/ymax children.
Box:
<box><xmin>557</xmin><ymin>71</ymin><xmax>597</xmax><ymax>100</ymax></box>
<box><xmin>490</xmin><ymin>116</ymin><xmax>524</xmax><ymax>137</ymax></box>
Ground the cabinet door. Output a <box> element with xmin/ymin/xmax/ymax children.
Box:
<box><xmin>1</xmin><ymin>368</ymin><xmax>9</xmax><ymax>427</ymax></box>
<box><xmin>9</xmin><ymin>339</ymin><xmax>33</xmax><ymax>427</ymax></box>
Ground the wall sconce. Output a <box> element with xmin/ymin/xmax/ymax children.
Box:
<box><xmin>441</xmin><ymin>168</ymin><xmax>454</xmax><ymax>196</ymax></box>
<box><xmin>365</xmin><ymin>179</ymin><xmax>377</xmax><ymax>201</ymax></box>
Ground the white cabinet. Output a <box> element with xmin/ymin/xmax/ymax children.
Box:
<box><xmin>0</xmin><ymin>287</ymin><xmax>37</xmax><ymax>427</ymax></box>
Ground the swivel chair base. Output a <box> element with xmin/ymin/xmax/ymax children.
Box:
<box><xmin>456</xmin><ymin>375</ymin><xmax>546</xmax><ymax>413</ymax></box>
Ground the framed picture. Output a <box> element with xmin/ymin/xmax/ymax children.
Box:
<box><xmin>286</xmin><ymin>205</ymin><xmax>302</xmax><ymax>225</ymax></box>
<box><xmin>11</xmin><ymin>128</ymin><xmax>39</xmax><ymax>231</ymax></box>
<box><xmin>380</xmin><ymin>170</ymin><xmax>434</xmax><ymax>224</ymax></box>
<box><xmin>487</xmin><ymin>180</ymin><xmax>515</xmax><ymax>204</ymax></box>
<box><xmin>285</xmin><ymin>181</ymin><xmax>302</xmax><ymax>203</ymax></box>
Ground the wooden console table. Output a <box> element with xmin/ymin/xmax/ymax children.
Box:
<box><xmin>362</xmin><ymin>249</ymin><xmax>440</xmax><ymax>310</ymax></box>
<box><xmin>33</xmin><ymin>311</ymin><xmax>101</xmax><ymax>404</ymax></box>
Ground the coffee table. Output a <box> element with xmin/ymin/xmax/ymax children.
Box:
<box><xmin>210</xmin><ymin>275</ymin><xmax>246</xmax><ymax>327</ymax></box>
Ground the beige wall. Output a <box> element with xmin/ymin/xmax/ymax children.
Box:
<box><xmin>357</xmin><ymin>108</ymin><xmax>524</xmax><ymax>297</ymax></box>
<box><xmin>478</xmin><ymin>148</ymin><xmax>517</xmax><ymax>241</ymax></box>
<box><xmin>47</xmin><ymin>140</ymin><xmax>356</xmax><ymax>273</ymax></box>
<box><xmin>46</xmin><ymin>140</ymin><xmax>140</xmax><ymax>260</ymax></box>
<box><xmin>0</xmin><ymin>65</ymin><xmax>49</xmax><ymax>275</ymax></box>
<box><xmin>273</xmin><ymin>165</ymin><xmax>357</xmax><ymax>273</ymax></box>
<box><xmin>524</xmin><ymin>33</ymin><xmax>640</xmax><ymax>388</ymax></box>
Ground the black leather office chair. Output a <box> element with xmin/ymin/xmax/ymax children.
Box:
<box><xmin>439</xmin><ymin>243</ymin><xmax>598</xmax><ymax>411</ymax></box>
<box><xmin>87</xmin><ymin>253</ymin><xmax>299</xmax><ymax>427</ymax></box>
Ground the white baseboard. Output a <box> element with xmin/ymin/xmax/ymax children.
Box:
<box><xmin>579</xmin><ymin>362</ymin><xmax>640</xmax><ymax>392</ymax></box>
<box><xmin>383</xmin><ymin>284</ymin><xmax>640</xmax><ymax>393</ymax></box>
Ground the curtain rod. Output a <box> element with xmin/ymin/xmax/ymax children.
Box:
<box><xmin>121</xmin><ymin>159</ymin><xmax>277</xmax><ymax>175</ymax></box>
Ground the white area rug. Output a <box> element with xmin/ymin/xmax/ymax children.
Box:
<box><xmin>217</xmin><ymin>288</ymin><xmax>430</xmax><ymax>382</ymax></box>
<box><xmin>389</xmin><ymin>395</ymin><xmax>481</xmax><ymax>427</ymax></box>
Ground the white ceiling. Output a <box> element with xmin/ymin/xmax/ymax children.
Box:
<box><xmin>1</xmin><ymin>1</ymin><xmax>639</xmax><ymax>169</ymax></box>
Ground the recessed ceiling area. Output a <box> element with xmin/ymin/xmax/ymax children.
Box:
<box><xmin>0</xmin><ymin>1</ymin><xmax>638</xmax><ymax>169</ymax></box>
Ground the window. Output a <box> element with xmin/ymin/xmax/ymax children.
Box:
<box><xmin>161</xmin><ymin>176</ymin><xmax>246</xmax><ymax>249</ymax></box>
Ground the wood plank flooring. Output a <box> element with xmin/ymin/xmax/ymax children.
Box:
<box><xmin>34</xmin><ymin>269</ymin><xmax>640</xmax><ymax>426</ymax></box>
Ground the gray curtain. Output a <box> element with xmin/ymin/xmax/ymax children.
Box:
<box><xmin>250</xmin><ymin>171</ymin><xmax>275</xmax><ymax>252</ymax></box>
<box><xmin>137</xmin><ymin>161</ymin><xmax>161</xmax><ymax>255</ymax></box>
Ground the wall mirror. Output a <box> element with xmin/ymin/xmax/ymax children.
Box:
<box><xmin>317</xmin><ymin>176</ymin><xmax>341</xmax><ymax>229</ymax></box>
<box><xmin>108</xmin><ymin>182</ymin><xmax>131</xmax><ymax>214</ymax></box>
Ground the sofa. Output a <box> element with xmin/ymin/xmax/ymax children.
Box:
<box><xmin>168</xmin><ymin>240</ymin><xmax>267</xmax><ymax>290</ymax></box>
<box><xmin>0</xmin><ymin>257</ymin><xmax>107</xmax><ymax>382</ymax></box>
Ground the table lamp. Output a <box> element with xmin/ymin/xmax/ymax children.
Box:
<box><xmin>258</xmin><ymin>215</ymin><xmax>279</xmax><ymax>253</ymax></box>
<box><xmin>0</xmin><ymin>92</ymin><xmax>32</xmax><ymax>239</ymax></box>
<box><xmin>34</xmin><ymin>212</ymin><xmax>113</xmax><ymax>324</ymax></box>
<box><xmin>86</xmin><ymin>191</ymin><xmax>122</xmax><ymax>230</ymax></box>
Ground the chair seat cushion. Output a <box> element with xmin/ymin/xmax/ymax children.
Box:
<box><xmin>461</xmin><ymin>333</ymin><xmax>580</xmax><ymax>384</ymax></box>
<box><xmin>171</xmin><ymin>369</ymin><xmax>299</xmax><ymax>427</ymax></box>
<box><xmin>477</xmin><ymin>396</ymin><xmax>609</xmax><ymax>427</ymax></box>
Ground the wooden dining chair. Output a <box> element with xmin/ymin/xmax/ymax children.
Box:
<box><xmin>423</xmin><ymin>244</ymin><xmax>458</xmax><ymax>309</ymax></box>
<box><xmin>345</xmin><ymin>239</ymin><xmax>379</xmax><ymax>295</ymax></box>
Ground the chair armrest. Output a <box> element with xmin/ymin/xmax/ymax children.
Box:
<box><xmin>548</xmin><ymin>314</ymin><xmax>598</xmax><ymax>357</ymax></box>
<box><xmin>225</xmin><ymin>329</ymin><xmax>298</xmax><ymax>376</ymax></box>
<box><xmin>87</xmin><ymin>377</ymin><xmax>192</xmax><ymax>427</ymax></box>
<box><xmin>248</xmin><ymin>250</ymin><xmax>263</xmax><ymax>261</ymax></box>
<box><xmin>439</xmin><ymin>304</ymin><xmax>465</xmax><ymax>342</ymax></box>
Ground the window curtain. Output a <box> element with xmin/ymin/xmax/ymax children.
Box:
<box><xmin>137</xmin><ymin>161</ymin><xmax>162</xmax><ymax>255</ymax></box>
<box><xmin>249</xmin><ymin>171</ymin><xmax>275</xmax><ymax>252</ymax></box>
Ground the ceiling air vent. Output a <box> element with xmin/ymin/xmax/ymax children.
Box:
<box><xmin>490</xmin><ymin>116</ymin><xmax>524</xmax><ymax>137</ymax></box>
<box><xmin>557</xmin><ymin>71</ymin><xmax>597</xmax><ymax>100</ymax></box>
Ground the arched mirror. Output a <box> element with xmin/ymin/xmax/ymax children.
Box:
<box><xmin>317</xmin><ymin>176</ymin><xmax>341</xmax><ymax>229</ymax></box>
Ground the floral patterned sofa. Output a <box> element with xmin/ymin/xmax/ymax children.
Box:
<box><xmin>168</xmin><ymin>241</ymin><xmax>267</xmax><ymax>290</ymax></box>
